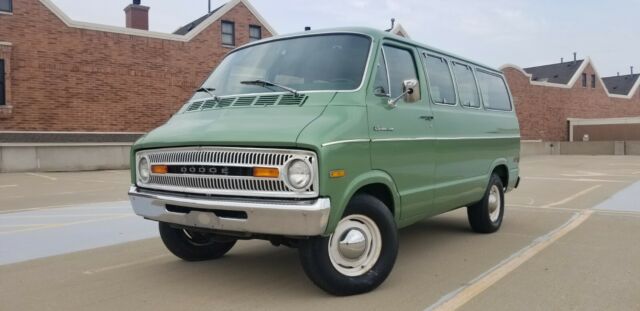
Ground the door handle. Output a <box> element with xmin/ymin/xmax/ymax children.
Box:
<box><xmin>419</xmin><ymin>115</ymin><xmax>434</xmax><ymax>121</ymax></box>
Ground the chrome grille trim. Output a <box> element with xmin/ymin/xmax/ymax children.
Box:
<box><xmin>135</xmin><ymin>147</ymin><xmax>318</xmax><ymax>199</ymax></box>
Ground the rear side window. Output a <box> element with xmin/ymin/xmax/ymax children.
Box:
<box><xmin>476</xmin><ymin>71</ymin><xmax>512</xmax><ymax>111</ymax></box>
<box><xmin>424</xmin><ymin>54</ymin><xmax>456</xmax><ymax>105</ymax></box>
<box><xmin>382</xmin><ymin>45</ymin><xmax>418</xmax><ymax>98</ymax></box>
<box><xmin>452</xmin><ymin>62</ymin><xmax>480</xmax><ymax>108</ymax></box>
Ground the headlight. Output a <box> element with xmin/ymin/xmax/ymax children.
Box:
<box><xmin>286</xmin><ymin>159</ymin><xmax>312</xmax><ymax>190</ymax></box>
<box><xmin>138</xmin><ymin>157</ymin><xmax>150</xmax><ymax>183</ymax></box>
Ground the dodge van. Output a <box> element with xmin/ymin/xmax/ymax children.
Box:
<box><xmin>129</xmin><ymin>27</ymin><xmax>520</xmax><ymax>296</ymax></box>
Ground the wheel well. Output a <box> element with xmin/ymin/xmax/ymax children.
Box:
<box><xmin>354</xmin><ymin>183</ymin><xmax>395</xmax><ymax>215</ymax></box>
<box><xmin>493</xmin><ymin>165</ymin><xmax>509</xmax><ymax>188</ymax></box>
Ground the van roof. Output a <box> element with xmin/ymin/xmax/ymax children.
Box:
<box><xmin>243</xmin><ymin>26</ymin><xmax>501</xmax><ymax>75</ymax></box>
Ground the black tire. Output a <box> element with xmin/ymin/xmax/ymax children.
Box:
<box><xmin>298</xmin><ymin>194</ymin><xmax>398</xmax><ymax>296</ymax></box>
<box><xmin>467</xmin><ymin>173</ymin><xmax>505</xmax><ymax>233</ymax></box>
<box><xmin>159</xmin><ymin>222</ymin><xmax>236</xmax><ymax>261</ymax></box>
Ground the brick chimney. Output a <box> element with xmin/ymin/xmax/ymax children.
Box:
<box><xmin>124</xmin><ymin>0</ymin><xmax>149</xmax><ymax>31</ymax></box>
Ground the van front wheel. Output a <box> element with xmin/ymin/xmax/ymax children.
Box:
<box><xmin>298</xmin><ymin>194</ymin><xmax>398</xmax><ymax>296</ymax></box>
<box><xmin>467</xmin><ymin>174</ymin><xmax>505</xmax><ymax>233</ymax></box>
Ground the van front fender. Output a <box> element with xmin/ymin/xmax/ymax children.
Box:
<box><xmin>324</xmin><ymin>170</ymin><xmax>401</xmax><ymax>235</ymax></box>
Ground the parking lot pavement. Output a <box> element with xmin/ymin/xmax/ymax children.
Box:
<box><xmin>0</xmin><ymin>170</ymin><xmax>130</xmax><ymax>213</ymax></box>
<box><xmin>1</xmin><ymin>155</ymin><xmax>639</xmax><ymax>311</ymax></box>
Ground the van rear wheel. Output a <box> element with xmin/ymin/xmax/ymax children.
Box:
<box><xmin>159</xmin><ymin>222</ymin><xmax>236</xmax><ymax>261</ymax></box>
<box><xmin>467</xmin><ymin>174</ymin><xmax>505</xmax><ymax>233</ymax></box>
<box><xmin>298</xmin><ymin>194</ymin><xmax>398</xmax><ymax>296</ymax></box>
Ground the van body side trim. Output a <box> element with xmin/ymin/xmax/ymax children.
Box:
<box><xmin>321</xmin><ymin>135</ymin><xmax>519</xmax><ymax>145</ymax></box>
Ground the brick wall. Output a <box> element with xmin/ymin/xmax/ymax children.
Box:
<box><xmin>503</xmin><ymin>63</ymin><xmax>640</xmax><ymax>141</ymax></box>
<box><xmin>0</xmin><ymin>0</ymin><xmax>272</xmax><ymax>132</ymax></box>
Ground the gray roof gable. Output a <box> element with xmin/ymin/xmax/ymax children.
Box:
<box><xmin>524</xmin><ymin>60</ymin><xmax>584</xmax><ymax>85</ymax></box>
<box><xmin>173</xmin><ymin>4</ymin><xmax>225</xmax><ymax>35</ymax></box>
<box><xmin>602</xmin><ymin>74</ymin><xmax>640</xmax><ymax>95</ymax></box>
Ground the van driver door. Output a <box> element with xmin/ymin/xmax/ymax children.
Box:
<box><xmin>367</xmin><ymin>42</ymin><xmax>437</xmax><ymax>222</ymax></box>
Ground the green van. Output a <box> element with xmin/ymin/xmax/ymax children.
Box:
<box><xmin>129</xmin><ymin>27</ymin><xmax>520</xmax><ymax>296</ymax></box>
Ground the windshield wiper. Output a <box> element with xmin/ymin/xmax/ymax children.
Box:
<box><xmin>196</xmin><ymin>87</ymin><xmax>218</xmax><ymax>100</ymax></box>
<box><xmin>241</xmin><ymin>79</ymin><xmax>300</xmax><ymax>97</ymax></box>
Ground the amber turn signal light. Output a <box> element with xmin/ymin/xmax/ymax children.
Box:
<box><xmin>151</xmin><ymin>165</ymin><xmax>168</xmax><ymax>174</ymax></box>
<box><xmin>329</xmin><ymin>169</ymin><xmax>346</xmax><ymax>178</ymax></box>
<box><xmin>253</xmin><ymin>167</ymin><xmax>279</xmax><ymax>178</ymax></box>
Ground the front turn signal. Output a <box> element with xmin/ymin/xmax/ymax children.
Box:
<box><xmin>151</xmin><ymin>165</ymin><xmax>168</xmax><ymax>174</ymax></box>
<box><xmin>253</xmin><ymin>167</ymin><xmax>279</xmax><ymax>178</ymax></box>
<box><xmin>329</xmin><ymin>169</ymin><xmax>346</xmax><ymax>178</ymax></box>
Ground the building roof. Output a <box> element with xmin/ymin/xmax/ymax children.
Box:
<box><xmin>173</xmin><ymin>5</ymin><xmax>225</xmax><ymax>35</ymax></box>
<box><xmin>602</xmin><ymin>74</ymin><xmax>640</xmax><ymax>95</ymax></box>
<box><xmin>38</xmin><ymin>0</ymin><xmax>276</xmax><ymax>41</ymax></box>
<box><xmin>523</xmin><ymin>60</ymin><xmax>585</xmax><ymax>84</ymax></box>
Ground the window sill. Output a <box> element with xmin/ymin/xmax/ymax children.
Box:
<box><xmin>0</xmin><ymin>105</ymin><xmax>13</xmax><ymax>119</ymax></box>
<box><xmin>0</xmin><ymin>11</ymin><xmax>13</xmax><ymax>16</ymax></box>
<box><xmin>222</xmin><ymin>44</ymin><xmax>236</xmax><ymax>49</ymax></box>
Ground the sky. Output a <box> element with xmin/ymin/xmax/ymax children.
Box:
<box><xmin>49</xmin><ymin>0</ymin><xmax>640</xmax><ymax>77</ymax></box>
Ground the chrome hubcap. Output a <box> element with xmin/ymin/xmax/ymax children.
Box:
<box><xmin>328</xmin><ymin>214</ymin><xmax>382</xmax><ymax>277</ymax></box>
<box><xmin>338</xmin><ymin>229</ymin><xmax>367</xmax><ymax>259</ymax></box>
<box><xmin>488</xmin><ymin>185</ymin><xmax>501</xmax><ymax>222</ymax></box>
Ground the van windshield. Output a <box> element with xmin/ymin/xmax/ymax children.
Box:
<box><xmin>195</xmin><ymin>34</ymin><xmax>371</xmax><ymax>98</ymax></box>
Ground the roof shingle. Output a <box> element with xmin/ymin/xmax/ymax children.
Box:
<box><xmin>602</xmin><ymin>74</ymin><xmax>640</xmax><ymax>95</ymax></box>
<box><xmin>524</xmin><ymin>60</ymin><xmax>584</xmax><ymax>85</ymax></box>
<box><xmin>173</xmin><ymin>4</ymin><xmax>225</xmax><ymax>35</ymax></box>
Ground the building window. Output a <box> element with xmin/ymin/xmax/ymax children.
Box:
<box><xmin>249</xmin><ymin>25</ymin><xmax>262</xmax><ymax>42</ymax></box>
<box><xmin>581</xmin><ymin>73</ymin><xmax>587</xmax><ymax>87</ymax></box>
<box><xmin>221</xmin><ymin>21</ymin><xmax>235</xmax><ymax>46</ymax></box>
<box><xmin>591</xmin><ymin>74</ymin><xmax>596</xmax><ymax>88</ymax></box>
<box><xmin>0</xmin><ymin>0</ymin><xmax>11</xmax><ymax>13</ymax></box>
<box><xmin>0</xmin><ymin>59</ymin><xmax>5</xmax><ymax>106</ymax></box>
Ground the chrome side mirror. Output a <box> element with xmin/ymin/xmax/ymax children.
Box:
<box><xmin>387</xmin><ymin>79</ymin><xmax>419</xmax><ymax>108</ymax></box>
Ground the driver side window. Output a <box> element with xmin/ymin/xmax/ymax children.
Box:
<box><xmin>382</xmin><ymin>45</ymin><xmax>419</xmax><ymax>98</ymax></box>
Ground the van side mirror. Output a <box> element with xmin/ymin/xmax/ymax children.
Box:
<box><xmin>387</xmin><ymin>79</ymin><xmax>420</xmax><ymax>108</ymax></box>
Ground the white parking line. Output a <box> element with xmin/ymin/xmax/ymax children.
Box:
<box><xmin>425</xmin><ymin>210</ymin><xmax>593</xmax><ymax>311</ymax></box>
<box><xmin>25</xmin><ymin>173</ymin><xmax>58</xmax><ymax>181</ymax></box>
<box><xmin>0</xmin><ymin>215</ymin><xmax>133</xmax><ymax>235</ymax></box>
<box><xmin>83</xmin><ymin>254</ymin><xmax>170</xmax><ymax>275</ymax></box>
<box><xmin>0</xmin><ymin>184</ymin><xmax>18</xmax><ymax>189</ymax></box>
<box><xmin>0</xmin><ymin>201</ymin><xmax>130</xmax><ymax>214</ymax></box>
<box><xmin>0</xmin><ymin>201</ymin><xmax>157</xmax><ymax>265</ymax></box>
<box><xmin>526</xmin><ymin>176</ymin><xmax>627</xmax><ymax>183</ymax></box>
<box><xmin>540</xmin><ymin>185</ymin><xmax>602</xmax><ymax>208</ymax></box>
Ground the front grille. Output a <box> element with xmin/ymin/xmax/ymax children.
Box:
<box><xmin>136</xmin><ymin>147</ymin><xmax>318</xmax><ymax>199</ymax></box>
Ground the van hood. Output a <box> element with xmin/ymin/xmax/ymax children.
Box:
<box><xmin>134</xmin><ymin>94</ymin><xmax>334</xmax><ymax>151</ymax></box>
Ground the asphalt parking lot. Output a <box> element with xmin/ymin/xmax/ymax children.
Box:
<box><xmin>1</xmin><ymin>155</ymin><xmax>639</xmax><ymax>311</ymax></box>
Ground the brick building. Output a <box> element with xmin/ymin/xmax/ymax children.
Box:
<box><xmin>0</xmin><ymin>0</ymin><xmax>275</xmax><ymax>143</ymax></box>
<box><xmin>502</xmin><ymin>57</ymin><xmax>640</xmax><ymax>141</ymax></box>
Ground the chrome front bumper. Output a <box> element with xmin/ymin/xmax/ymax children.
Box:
<box><xmin>128</xmin><ymin>186</ymin><xmax>330</xmax><ymax>236</ymax></box>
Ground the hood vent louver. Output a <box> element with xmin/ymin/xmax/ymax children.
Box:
<box><xmin>201</xmin><ymin>99</ymin><xmax>218</xmax><ymax>110</ymax></box>
<box><xmin>255</xmin><ymin>95</ymin><xmax>279</xmax><ymax>106</ymax></box>
<box><xmin>218</xmin><ymin>98</ymin><xmax>235</xmax><ymax>107</ymax></box>
<box><xmin>278</xmin><ymin>94</ymin><xmax>308</xmax><ymax>106</ymax></box>
<box><xmin>184</xmin><ymin>94</ymin><xmax>309</xmax><ymax>113</ymax></box>
<box><xmin>186</xmin><ymin>101</ymin><xmax>204</xmax><ymax>112</ymax></box>
<box><xmin>234</xmin><ymin>97</ymin><xmax>256</xmax><ymax>106</ymax></box>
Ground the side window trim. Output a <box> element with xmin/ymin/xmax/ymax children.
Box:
<box><xmin>380</xmin><ymin>47</ymin><xmax>391</xmax><ymax>96</ymax></box>
<box><xmin>422</xmin><ymin>51</ymin><xmax>458</xmax><ymax>107</ymax></box>
<box><xmin>476</xmin><ymin>68</ymin><xmax>513</xmax><ymax>112</ymax></box>
<box><xmin>451</xmin><ymin>61</ymin><xmax>483</xmax><ymax>110</ymax></box>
